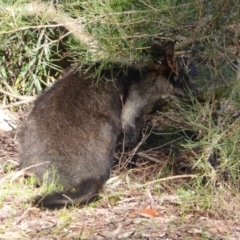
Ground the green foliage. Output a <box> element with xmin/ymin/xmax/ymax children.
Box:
<box><xmin>42</xmin><ymin>165</ymin><xmax>64</xmax><ymax>193</ymax></box>
<box><xmin>0</xmin><ymin>0</ymin><xmax>240</xmax><ymax>202</ymax></box>
<box><xmin>0</xmin><ymin>0</ymin><xmax>239</xmax><ymax>98</ymax></box>
<box><xmin>169</xmin><ymin>84</ymin><xmax>240</xmax><ymax>191</ymax></box>
<box><xmin>0</xmin><ymin>26</ymin><xmax>73</xmax><ymax>99</ymax></box>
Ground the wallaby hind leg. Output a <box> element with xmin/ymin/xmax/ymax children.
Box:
<box><xmin>33</xmin><ymin>178</ymin><xmax>103</xmax><ymax>209</ymax></box>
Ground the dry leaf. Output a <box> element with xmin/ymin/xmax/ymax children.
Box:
<box><xmin>108</xmin><ymin>196</ymin><xmax>121</xmax><ymax>206</ymax></box>
<box><xmin>140</xmin><ymin>208</ymin><xmax>158</xmax><ymax>218</ymax></box>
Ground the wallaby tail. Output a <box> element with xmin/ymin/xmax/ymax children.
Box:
<box><xmin>32</xmin><ymin>178</ymin><xmax>103</xmax><ymax>209</ymax></box>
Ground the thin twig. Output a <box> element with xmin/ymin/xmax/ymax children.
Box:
<box><xmin>136</xmin><ymin>152</ymin><xmax>166</xmax><ymax>164</ymax></box>
<box><xmin>0</xmin><ymin>89</ymin><xmax>35</xmax><ymax>101</ymax></box>
<box><xmin>140</xmin><ymin>174</ymin><xmax>198</xmax><ymax>187</ymax></box>
<box><xmin>0</xmin><ymin>98</ymin><xmax>35</xmax><ymax>109</ymax></box>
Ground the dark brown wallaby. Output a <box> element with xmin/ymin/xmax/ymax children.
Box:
<box><xmin>18</xmin><ymin>42</ymin><xmax>194</xmax><ymax>209</ymax></box>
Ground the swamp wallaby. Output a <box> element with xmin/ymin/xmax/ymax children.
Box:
<box><xmin>18</xmin><ymin>42</ymin><xmax>194</xmax><ymax>209</ymax></box>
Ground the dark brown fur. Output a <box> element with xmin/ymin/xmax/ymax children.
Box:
<box><xmin>18</xmin><ymin>42</ymin><xmax>193</xmax><ymax>209</ymax></box>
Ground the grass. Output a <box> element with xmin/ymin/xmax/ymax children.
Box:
<box><xmin>0</xmin><ymin>151</ymin><xmax>240</xmax><ymax>238</ymax></box>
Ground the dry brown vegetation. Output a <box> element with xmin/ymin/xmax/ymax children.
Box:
<box><xmin>1</xmin><ymin>0</ymin><xmax>240</xmax><ymax>239</ymax></box>
<box><xmin>0</xmin><ymin>111</ymin><xmax>240</xmax><ymax>239</ymax></box>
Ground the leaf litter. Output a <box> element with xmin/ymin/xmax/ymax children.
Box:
<box><xmin>0</xmin><ymin>115</ymin><xmax>240</xmax><ymax>239</ymax></box>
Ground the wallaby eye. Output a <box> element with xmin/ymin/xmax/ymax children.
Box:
<box><xmin>173</xmin><ymin>75</ymin><xmax>179</xmax><ymax>82</ymax></box>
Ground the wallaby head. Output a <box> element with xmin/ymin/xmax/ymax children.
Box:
<box><xmin>18</xmin><ymin>41</ymin><xmax>196</xmax><ymax>209</ymax></box>
<box><xmin>150</xmin><ymin>41</ymin><xmax>195</xmax><ymax>96</ymax></box>
<box><xmin>121</xmin><ymin>41</ymin><xmax>195</xmax><ymax>147</ymax></box>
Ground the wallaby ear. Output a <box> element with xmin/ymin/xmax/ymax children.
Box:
<box><xmin>164</xmin><ymin>41</ymin><xmax>178</xmax><ymax>74</ymax></box>
<box><xmin>150</xmin><ymin>41</ymin><xmax>178</xmax><ymax>74</ymax></box>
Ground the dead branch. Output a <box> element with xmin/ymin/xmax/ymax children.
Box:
<box><xmin>2</xmin><ymin>1</ymin><xmax>105</xmax><ymax>61</ymax></box>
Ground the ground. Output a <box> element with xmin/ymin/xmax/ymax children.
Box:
<box><xmin>0</xmin><ymin>111</ymin><xmax>240</xmax><ymax>240</ymax></box>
